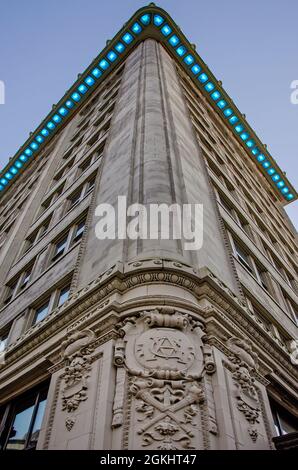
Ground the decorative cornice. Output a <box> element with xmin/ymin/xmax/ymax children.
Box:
<box><xmin>0</xmin><ymin>259</ymin><xmax>296</xmax><ymax>393</ymax></box>
<box><xmin>0</xmin><ymin>5</ymin><xmax>296</xmax><ymax>203</ymax></box>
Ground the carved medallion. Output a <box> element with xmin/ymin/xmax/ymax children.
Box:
<box><xmin>135</xmin><ymin>328</ymin><xmax>195</xmax><ymax>372</ymax></box>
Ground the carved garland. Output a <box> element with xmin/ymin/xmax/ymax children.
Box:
<box><xmin>60</xmin><ymin>329</ymin><xmax>95</xmax><ymax>428</ymax></box>
<box><xmin>226</xmin><ymin>337</ymin><xmax>261</xmax><ymax>442</ymax></box>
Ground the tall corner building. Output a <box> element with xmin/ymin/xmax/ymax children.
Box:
<box><xmin>0</xmin><ymin>5</ymin><xmax>297</xmax><ymax>451</ymax></box>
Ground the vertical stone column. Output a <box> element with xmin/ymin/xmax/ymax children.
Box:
<box><xmin>77</xmin><ymin>39</ymin><xmax>238</xmax><ymax>294</ymax></box>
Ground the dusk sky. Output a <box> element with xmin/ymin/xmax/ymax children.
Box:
<box><xmin>0</xmin><ymin>0</ymin><xmax>297</xmax><ymax>228</ymax></box>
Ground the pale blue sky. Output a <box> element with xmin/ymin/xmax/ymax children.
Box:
<box><xmin>0</xmin><ymin>0</ymin><xmax>297</xmax><ymax>228</ymax></box>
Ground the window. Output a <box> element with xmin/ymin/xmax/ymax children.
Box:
<box><xmin>67</xmin><ymin>176</ymin><xmax>97</xmax><ymax>211</ymax></box>
<box><xmin>271</xmin><ymin>255</ymin><xmax>285</xmax><ymax>277</ymax></box>
<box><xmin>286</xmin><ymin>274</ymin><xmax>297</xmax><ymax>292</ymax></box>
<box><xmin>62</xmin><ymin>147</ymin><xmax>73</xmax><ymax>162</ymax></box>
<box><xmin>238</xmin><ymin>216</ymin><xmax>252</xmax><ymax>238</ymax></box>
<box><xmin>269</xmin><ymin>398</ymin><xmax>298</xmax><ymax>436</ymax></box>
<box><xmin>53</xmin><ymin>158</ymin><xmax>75</xmax><ymax>185</ymax></box>
<box><xmin>4</xmin><ymin>280</ymin><xmax>18</xmax><ymax>305</ymax></box>
<box><xmin>284</xmin><ymin>296</ymin><xmax>298</xmax><ymax>324</ymax></box>
<box><xmin>50</xmin><ymin>217</ymin><xmax>86</xmax><ymax>267</ymax></box>
<box><xmin>58</xmin><ymin>285</ymin><xmax>70</xmax><ymax>307</ymax></box>
<box><xmin>72</xmin><ymin>220</ymin><xmax>86</xmax><ymax>244</ymax></box>
<box><xmin>23</xmin><ymin>217</ymin><xmax>52</xmax><ymax>254</ymax></box>
<box><xmin>87</xmin><ymin>131</ymin><xmax>100</xmax><ymax>148</ymax></box>
<box><xmin>40</xmin><ymin>184</ymin><xmax>64</xmax><ymax>215</ymax></box>
<box><xmin>20</xmin><ymin>267</ymin><xmax>32</xmax><ymax>290</ymax></box>
<box><xmin>41</xmin><ymin>194</ymin><xmax>53</xmax><ymax>213</ymax></box>
<box><xmin>86</xmin><ymin>176</ymin><xmax>96</xmax><ymax>195</ymax></box>
<box><xmin>0</xmin><ymin>330</ymin><xmax>9</xmax><ymax>353</ymax></box>
<box><xmin>255</xmin><ymin>264</ymin><xmax>270</xmax><ymax>292</ymax></box>
<box><xmin>52</xmin><ymin>234</ymin><xmax>68</xmax><ymax>261</ymax></box>
<box><xmin>68</xmin><ymin>189</ymin><xmax>82</xmax><ymax>209</ymax></box>
<box><xmin>0</xmin><ymin>382</ymin><xmax>48</xmax><ymax>450</ymax></box>
<box><xmin>252</xmin><ymin>306</ymin><xmax>271</xmax><ymax>332</ymax></box>
<box><xmin>234</xmin><ymin>241</ymin><xmax>254</xmax><ymax>274</ymax></box>
<box><xmin>23</xmin><ymin>231</ymin><xmax>38</xmax><ymax>254</ymax></box>
<box><xmin>30</xmin><ymin>279</ymin><xmax>72</xmax><ymax>327</ymax></box>
<box><xmin>94</xmin><ymin>142</ymin><xmax>105</xmax><ymax>159</ymax></box>
<box><xmin>38</xmin><ymin>217</ymin><xmax>51</xmax><ymax>239</ymax></box>
<box><xmin>79</xmin><ymin>156</ymin><xmax>92</xmax><ymax>173</ymax></box>
<box><xmin>34</xmin><ymin>300</ymin><xmax>50</xmax><ymax>324</ymax></box>
<box><xmin>219</xmin><ymin>194</ymin><xmax>235</xmax><ymax>219</ymax></box>
<box><xmin>71</xmin><ymin>122</ymin><xmax>89</xmax><ymax>143</ymax></box>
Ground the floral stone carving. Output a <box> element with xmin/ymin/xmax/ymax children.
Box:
<box><xmin>227</xmin><ymin>337</ymin><xmax>261</xmax><ymax>441</ymax></box>
<box><xmin>113</xmin><ymin>308</ymin><xmax>214</xmax><ymax>449</ymax></box>
<box><xmin>61</xmin><ymin>330</ymin><xmax>95</xmax><ymax>422</ymax></box>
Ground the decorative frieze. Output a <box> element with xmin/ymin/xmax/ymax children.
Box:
<box><xmin>2</xmin><ymin>262</ymin><xmax>296</xmax><ymax>393</ymax></box>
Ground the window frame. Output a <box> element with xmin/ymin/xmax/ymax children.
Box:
<box><xmin>71</xmin><ymin>219</ymin><xmax>86</xmax><ymax>244</ymax></box>
<box><xmin>33</xmin><ymin>298</ymin><xmax>51</xmax><ymax>325</ymax></box>
<box><xmin>232</xmin><ymin>239</ymin><xmax>254</xmax><ymax>275</ymax></box>
<box><xmin>269</xmin><ymin>398</ymin><xmax>298</xmax><ymax>437</ymax></box>
<box><xmin>51</xmin><ymin>233</ymin><xmax>69</xmax><ymax>262</ymax></box>
<box><xmin>23</xmin><ymin>215</ymin><xmax>52</xmax><ymax>256</ymax></box>
<box><xmin>0</xmin><ymin>382</ymin><xmax>49</xmax><ymax>450</ymax></box>
<box><xmin>3</xmin><ymin>279</ymin><xmax>18</xmax><ymax>305</ymax></box>
<box><xmin>31</xmin><ymin>278</ymin><xmax>72</xmax><ymax>327</ymax></box>
<box><xmin>56</xmin><ymin>285</ymin><xmax>71</xmax><ymax>308</ymax></box>
<box><xmin>0</xmin><ymin>328</ymin><xmax>10</xmax><ymax>353</ymax></box>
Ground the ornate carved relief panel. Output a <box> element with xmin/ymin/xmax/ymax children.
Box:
<box><xmin>112</xmin><ymin>308</ymin><xmax>217</xmax><ymax>450</ymax></box>
<box><xmin>223</xmin><ymin>337</ymin><xmax>273</xmax><ymax>449</ymax></box>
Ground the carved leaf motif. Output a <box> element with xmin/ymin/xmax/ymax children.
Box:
<box><xmin>65</xmin><ymin>417</ymin><xmax>76</xmax><ymax>431</ymax></box>
<box><xmin>61</xmin><ymin>330</ymin><xmax>95</xmax><ymax>415</ymax></box>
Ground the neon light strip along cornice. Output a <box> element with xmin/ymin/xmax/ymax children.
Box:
<box><xmin>0</xmin><ymin>5</ymin><xmax>296</xmax><ymax>204</ymax></box>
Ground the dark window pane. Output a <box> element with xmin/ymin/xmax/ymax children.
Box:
<box><xmin>80</xmin><ymin>157</ymin><xmax>92</xmax><ymax>172</ymax></box>
<box><xmin>4</xmin><ymin>282</ymin><xmax>17</xmax><ymax>304</ymax></box>
<box><xmin>2</xmin><ymin>384</ymin><xmax>48</xmax><ymax>450</ymax></box>
<box><xmin>86</xmin><ymin>178</ymin><xmax>95</xmax><ymax>194</ymax></box>
<box><xmin>28</xmin><ymin>398</ymin><xmax>47</xmax><ymax>448</ymax></box>
<box><xmin>234</xmin><ymin>242</ymin><xmax>253</xmax><ymax>273</ymax></box>
<box><xmin>6</xmin><ymin>403</ymin><xmax>35</xmax><ymax>450</ymax></box>
<box><xmin>279</xmin><ymin>413</ymin><xmax>297</xmax><ymax>435</ymax></box>
<box><xmin>270</xmin><ymin>398</ymin><xmax>298</xmax><ymax>436</ymax></box>
<box><xmin>20</xmin><ymin>270</ymin><xmax>32</xmax><ymax>289</ymax></box>
<box><xmin>53</xmin><ymin>236</ymin><xmax>68</xmax><ymax>260</ymax></box>
<box><xmin>69</xmin><ymin>191</ymin><xmax>81</xmax><ymax>208</ymax></box>
<box><xmin>73</xmin><ymin>221</ymin><xmax>85</xmax><ymax>243</ymax></box>
<box><xmin>38</xmin><ymin>220</ymin><xmax>50</xmax><ymax>239</ymax></box>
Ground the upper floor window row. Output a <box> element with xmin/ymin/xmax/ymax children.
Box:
<box><xmin>22</xmin><ymin>216</ymin><xmax>52</xmax><ymax>256</ymax></box>
<box><xmin>33</xmin><ymin>282</ymin><xmax>71</xmax><ymax>325</ymax></box>
<box><xmin>2</xmin><ymin>217</ymin><xmax>86</xmax><ymax>308</ymax></box>
<box><xmin>230</xmin><ymin>235</ymin><xmax>277</xmax><ymax>299</ymax></box>
<box><xmin>0</xmin><ymin>278</ymin><xmax>72</xmax><ymax>356</ymax></box>
<box><xmin>51</xmin><ymin>217</ymin><xmax>86</xmax><ymax>263</ymax></box>
<box><xmin>3</xmin><ymin>259</ymin><xmax>36</xmax><ymax>306</ymax></box>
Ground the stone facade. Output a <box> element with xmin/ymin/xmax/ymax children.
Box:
<box><xmin>0</xmin><ymin>25</ymin><xmax>297</xmax><ymax>450</ymax></box>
